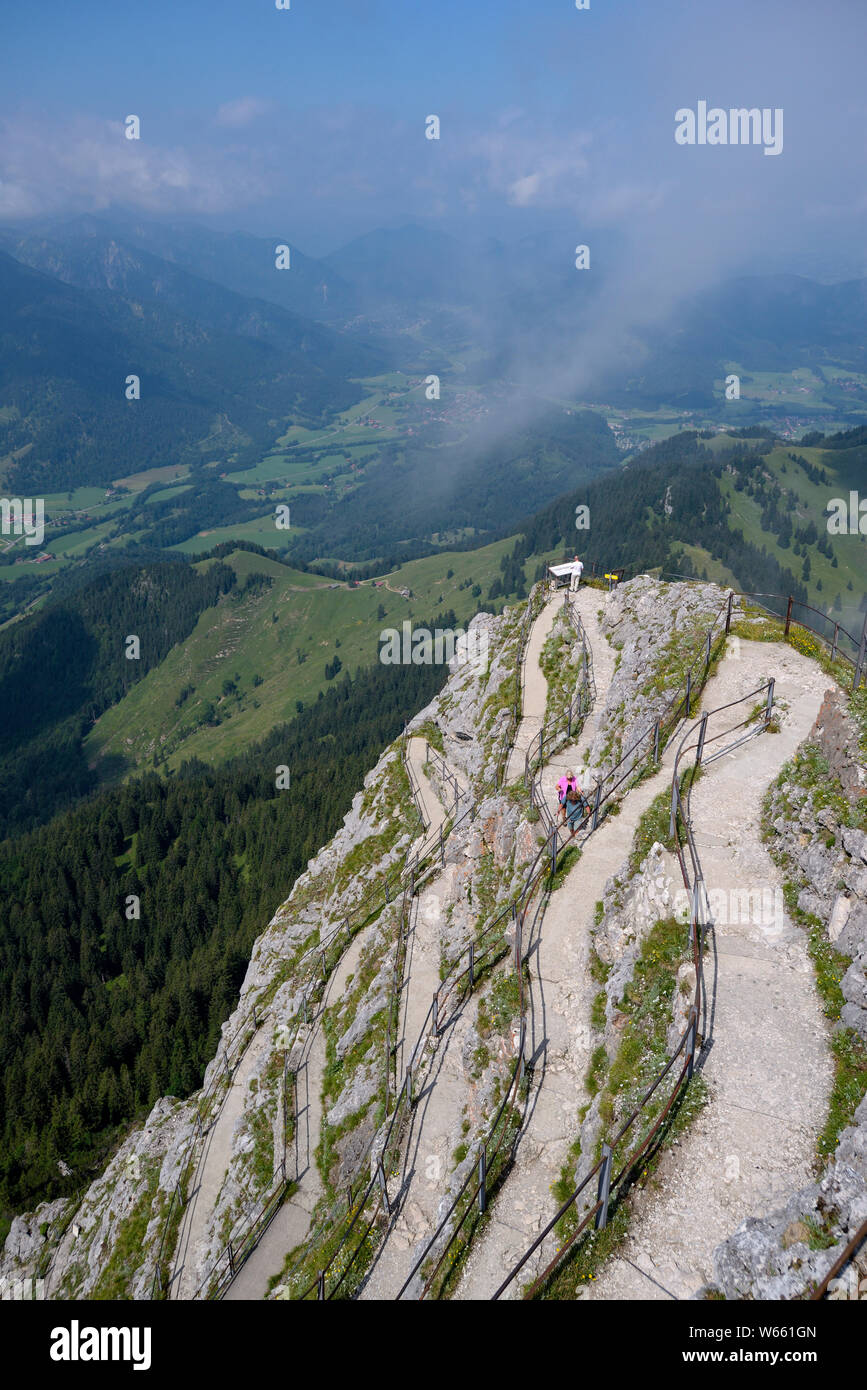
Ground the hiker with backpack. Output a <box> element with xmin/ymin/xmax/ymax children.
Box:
<box><xmin>565</xmin><ymin>784</ymin><xmax>590</xmax><ymax>837</ymax></box>
<box><xmin>556</xmin><ymin>769</ymin><xmax>579</xmax><ymax>824</ymax></box>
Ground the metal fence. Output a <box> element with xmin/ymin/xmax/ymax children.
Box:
<box><xmin>809</xmin><ymin>1217</ymin><xmax>867</xmax><ymax>1300</ymax></box>
<box><xmin>625</xmin><ymin>567</ymin><xmax>866</xmax><ymax>691</ymax></box>
<box><xmin>215</xmin><ymin>613</ymin><xmax>544</xmax><ymax>1300</ymax></box>
<box><xmin>523</xmin><ymin>590</ymin><xmax>596</xmax><ymax>791</ymax></box>
<box><xmin>397</xmin><ymin>591</ymin><xmax>747</xmax><ymax>1298</ymax></box>
<box><xmin>493</xmin><ymin>582</ymin><xmax>548</xmax><ymax>790</ymax></box>
<box><xmin>152</xmin><ymin>723</ymin><xmax>471</xmax><ymax>1300</ymax></box>
<box><xmin>490</xmin><ymin>678</ymin><xmax>776</xmax><ymax>1299</ymax></box>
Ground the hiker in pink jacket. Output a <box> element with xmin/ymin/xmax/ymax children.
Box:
<box><xmin>556</xmin><ymin>769</ymin><xmax>579</xmax><ymax>824</ymax></box>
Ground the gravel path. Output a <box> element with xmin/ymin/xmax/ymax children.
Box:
<box><xmin>457</xmin><ymin>615</ymin><xmax>835</xmax><ymax>1300</ymax></box>
<box><xmin>585</xmin><ymin>641</ymin><xmax>834</xmax><ymax>1300</ymax></box>
<box><xmin>228</xmin><ymin>738</ymin><xmax>457</xmax><ymax>1300</ymax></box>
<box><xmin>506</xmin><ymin>596</ymin><xmax>561</xmax><ymax>783</ymax></box>
<box><xmin>173</xmin><ymin>1026</ymin><xmax>272</xmax><ymax>1299</ymax></box>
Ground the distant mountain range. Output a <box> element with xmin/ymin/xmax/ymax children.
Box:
<box><xmin>0</xmin><ymin>236</ymin><xmax>387</xmax><ymax>491</ymax></box>
<box><xmin>2</xmin><ymin>213</ymin><xmax>867</xmax><ymax>498</ymax></box>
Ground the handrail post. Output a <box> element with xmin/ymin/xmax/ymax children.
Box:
<box><xmin>513</xmin><ymin>903</ymin><xmax>521</xmax><ymax>970</ymax></box>
<box><xmin>376</xmin><ymin>1156</ymin><xmax>390</xmax><ymax>1215</ymax></box>
<box><xmin>784</xmin><ymin>594</ymin><xmax>793</xmax><ymax>636</ymax></box>
<box><xmin>653</xmin><ymin>719</ymin><xmax>660</xmax><ymax>764</ymax></box>
<box><xmin>831</xmin><ymin>623</ymin><xmax>839</xmax><ymax>662</ymax></box>
<box><xmin>432</xmin><ymin>991</ymin><xmax>439</xmax><ymax>1035</ymax></box>
<box><xmin>686</xmin><ymin>1009</ymin><xmax>697</xmax><ymax>1080</ymax></box>
<box><xmin>705</xmin><ymin>631</ymin><xmax>711</xmax><ymax>667</ymax></box>
<box><xmin>228</xmin><ymin>1242</ymin><xmax>235</xmax><ymax>1277</ymax></box>
<box><xmin>550</xmin><ymin>827</ymin><xmax>558</xmax><ymax>877</ymax></box>
<box><xmin>669</xmin><ymin>779</ymin><xmax>679</xmax><ymax>840</ymax></box>
<box><xmin>685</xmin><ymin>670</ymin><xmax>692</xmax><ymax>719</ymax></box>
<box><xmin>595</xmin><ymin>1144</ymin><xmax>613</xmax><ymax>1230</ymax></box>
<box><xmin>406</xmin><ymin>1063</ymin><xmax>413</xmax><ymax>1107</ymax></box>
<box><xmin>854</xmin><ymin>610</ymin><xmax>867</xmax><ymax>691</ymax></box>
<box><xmin>478</xmin><ymin>1146</ymin><xmax>487</xmax><ymax>1214</ymax></box>
<box><xmin>591</xmin><ymin>783</ymin><xmax>602</xmax><ymax>831</ymax></box>
<box><xmin>765</xmin><ymin>678</ymin><xmax>775</xmax><ymax>726</ymax></box>
<box><xmin>725</xmin><ymin>590</ymin><xmax>733</xmax><ymax>634</ymax></box>
<box><xmin>695</xmin><ymin>712</ymin><xmax>708</xmax><ymax>767</ymax></box>
<box><xmin>317</xmin><ymin>1270</ymin><xmax>325</xmax><ymax>1300</ymax></box>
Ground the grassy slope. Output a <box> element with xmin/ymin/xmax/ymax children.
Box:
<box><xmin>720</xmin><ymin>444</ymin><xmax>866</xmax><ymax>630</ymax></box>
<box><xmin>83</xmin><ymin>538</ymin><xmax>535</xmax><ymax>778</ymax></box>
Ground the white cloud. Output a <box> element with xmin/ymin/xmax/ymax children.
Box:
<box><xmin>0</xmin><ymin>115</ymin><xmax>267</xmax><ymax>219</ymax></box>
<box><xmin>214</xmin><ymin>97</ymin><xmax>271</xmax><ymax>129</ymax></box>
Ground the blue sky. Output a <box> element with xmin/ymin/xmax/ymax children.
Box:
<box><xmin>2</xmin><ymin>0</ymin><xmax>865</xmax><ymax>276</ymax></box>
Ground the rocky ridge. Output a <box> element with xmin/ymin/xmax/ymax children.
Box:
<box><xmin>711</xmin><ymin>686</ymin><xmax>867</xmax><ymax>1300</ymax></box>
<box><xmin>0</xmin><ymin>600</ymin><xmax>533</xmax><ymax>1300</ymax></box>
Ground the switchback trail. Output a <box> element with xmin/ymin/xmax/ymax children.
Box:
<box><xmin>357</xmin><ymin>743</ymin><xmax>474</xmax><ymax>1300</ymax></box>
<box><xmin>585</xmin><ymin>641</ymin><xmax>834</xmax><ymax>1301</ymax></box>
<box><xmin>221</xmin><ymin>739</ymin><xmax>459</xmax><ymax>1300</ymax></box>
<box><xmin>362</xmin><ymin>587</ymin><xmax>602</xmax><ymax>1299</ymax></box>
<box><xmin>459</xmin><ymin>620</ymin><xmax>834</xmax><ymax>1298</ymax></box>
<box><xmin>505</xmin><ymin>595</ymin><xmax>561</xmax><ymax>784</ymax></box>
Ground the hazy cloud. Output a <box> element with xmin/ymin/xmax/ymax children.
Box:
<box><xmin>214</xmin><ymin>97</ymin><xmax>272</xmax><ymax>129</ymax></box>
<box><xmin>0</xmin><ymin>114</ymin><xmax>269</xmax><ymax>220</ymax></box>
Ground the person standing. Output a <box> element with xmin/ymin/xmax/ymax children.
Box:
<box><xmin>556</xmin><ymin>769</ymin><xmax>578</xmax><ymax>823</ymax></box>
<box><xmin>565</xmin><ymin>785</ymin><xmax>590</xmax><ymax>837</ymax></box>
<box><xmin>569</xmin><ymin>555</ymin><xmax>584</xmax><ymax>592</ymax></box>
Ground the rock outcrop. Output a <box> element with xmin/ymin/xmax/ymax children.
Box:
<box><xmin>710</xmin><ymin>686</ymin><xmax>867</xmax><ymax>1299</ymax></box>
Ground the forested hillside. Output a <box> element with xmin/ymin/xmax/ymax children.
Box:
<box><xmin>0</xmin><ymin>650</ymin><xmax>445</xmax><ymax>1220</ymax></box>
<box><xmin>0</xmin><ymin>561</ymin><xmax>236</xmax><ymax>838</ymax></box>
<box><xmin>287</xmin><ymin>408</ymin><xmax>620</xmax><ymax>568</ymax></box>
<box><xmin>512</xmin><ymin>427</ymin><xmax>864</xmax><ymax>613</ymax></box>
<box><xmin>0</xmin><ymin>249</ymin><xmax>382</xmax><ymax>492</ymax></box>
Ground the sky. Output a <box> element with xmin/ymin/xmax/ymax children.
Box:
<box><xmin>1</xmin><ymin>0</ymin><xmax>865</xmax><ymax>279</ymax></box>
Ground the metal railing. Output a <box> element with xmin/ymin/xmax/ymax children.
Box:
<box><xmin>240</xmin><ymin>661</ymin><xmax>533</xmax><ymax>1301</ymax></box>
<box><xmin>527</xmin><ymin>591</ymin><xmax>734</xmax><ymax>856</ymax></box>
<box><xmin>156</xmin><ymin>572</ymin><xmax>839</xmax><ymax>1301</ymax></box>
<box><xmin>151</xmin><ymin>993</ymin><xmax>275</xmax><ymax>1298</ymax></box>
<box><xmin>398</xmin><ymin>590</ymin><xmax>747</xmax><ymax>1297</ymax></box>
<box><xmin>204</xmin><ymin>736</ymin><xmax>478</xmax><ymax>1301</ymax></box>
<box><xmin>523</xmin><ymin>590</ymin><xmax>595</xmax><ymax>792</ymax></box>
<box><xmin>491</xmin><ymin>679</ymin><xmax>776</xmax><ymax>1299</ymax></box>
<box><xmin>808</xmin><ymin>1217</ymin><xmax>867</xmax><ymax>1300</ymax></box>
<box><xmin>636</xmin><ymin>568</ymin><xmax>865</xmax><ymax>691</ymax></box>
<box><xmin>493</xmin><ymin>583</ymin><xmax>547</xmax><ymax>790</ymax></box>
<box><xmin>154</xmin><ymin>726</ymin><xmax>456</xmax><ymax>1299</ymax></box>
